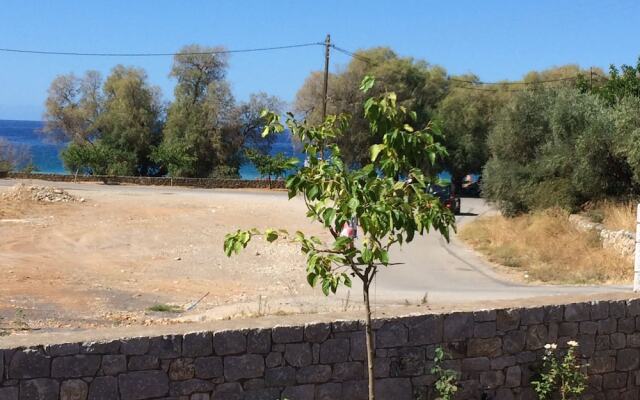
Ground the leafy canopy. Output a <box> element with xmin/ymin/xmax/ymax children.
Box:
<box><xmin>225</xmin><ymin>76</ymin><xmax>455</xmax><ymax>296</ymax></box>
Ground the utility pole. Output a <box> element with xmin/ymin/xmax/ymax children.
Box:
<box><xmin>322</xmin><ymin>34</ymin><xmax>331</xmax><ymax>122</ymax></box>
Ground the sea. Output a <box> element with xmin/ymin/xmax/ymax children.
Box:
<box><xmin>0</xmin><ymin>119</ymin><xmax>302</xmax><ymax>179</ymax></box>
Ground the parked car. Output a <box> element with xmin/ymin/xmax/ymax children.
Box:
<box><xmin>428</xmin><ymin>184</ymin><xmax>461</xmax><ymax>214</ymax></box>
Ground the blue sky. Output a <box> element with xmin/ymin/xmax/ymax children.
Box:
<box><xmin>0</xmin><ymin>0</ymin><xmax>639</xmax><ymax>120</ymax></box>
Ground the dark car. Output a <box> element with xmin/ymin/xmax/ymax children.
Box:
<box><xmin>428</xmin><ymin>184</ymin><xmax>461</xmax><ymax>214</ymax></box>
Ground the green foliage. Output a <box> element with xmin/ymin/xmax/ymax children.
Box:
<box><xmin>0</xmin><ymin>138</ymin><xmax>28</xmax><ymax>172</ymax></box>
<box><xmin>62</xmin><ymin>142</ymin><xmax>137</xmax><ymax>176</ymax></box>
<box><xmin>146</xmin><ymin>304</ymin><xmax>183</xmax><ymax>313</ymax></box>
<box><xmin>431</xmin><ymin>347</ymin><xmax>459</xmax><ymax>400</ymax></box>
<box><xmin>245</xmin><ymin>149</ymin><xmax>298</xmax><ymax>187</ymax></box>
<box><xmin>531</xmin><ymin>341</ymin><xmax>587</xmax><ymax>400</ymax></box>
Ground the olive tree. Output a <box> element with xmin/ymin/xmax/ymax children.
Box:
<box><xmin>224</xmin><ymin>77</ymin><xmax>455</xmax><ymax>399</ymax></box>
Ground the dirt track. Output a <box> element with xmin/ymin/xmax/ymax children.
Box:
<box><xmin>0</xmin><ymin>181</ymin><xmax>335</xmax><ymax>333</ymax></box>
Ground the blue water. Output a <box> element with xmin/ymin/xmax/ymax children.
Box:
<box><xmin>0</xmin><ymin>119</ymin><xmax>302</xmax><ymax>179</ymax></box>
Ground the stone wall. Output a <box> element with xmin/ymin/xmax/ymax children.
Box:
<box><xmin>569</xmin><ymin>214</ymin><xmax>635</xmax><ymax>258</ymax></box>
<box><xmin>2</xmin><ymin>298</ymin><xmax>640</xmax><ymax>399</ymax></box>
<box><xmin>4</xmin><ymin>172</ymin><xmax>285</xmax><ymax>190</ymax></box>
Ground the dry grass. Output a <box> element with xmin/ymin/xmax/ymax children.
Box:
<box><xmin>459</xmin><ymin>208</ymin><xmax>632</xmax><ymax>284</ymax></box>
<box><xmin>584</xmin><ymin>200</ymin><xmax>636</xmax><ymax>232</ymax></box>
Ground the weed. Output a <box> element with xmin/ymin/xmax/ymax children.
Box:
<box><xmin>146</xmin><ymin>304</ymin><xmax>183</xmax><ymax>313</ymax></box>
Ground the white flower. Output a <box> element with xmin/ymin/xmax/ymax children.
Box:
<box><xmin>567</xmin><ymin>340</ymin><xmax>579</xmax><ymax>347</ymax></box>
<box><xmin>544</xmin><ymin>343</ymin><xmax>557</xmax><ymax>350</ymax></box>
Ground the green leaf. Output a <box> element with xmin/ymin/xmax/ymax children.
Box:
<box><xmin>359</xmin><ymin>75</ymin><xmax>375</xmax><ymax>93</ymax></box>
<box><xmin>261</xmin><ymin>126</ymin><xmax>270</xmax><ymax>138</ymax></box>
<box><xmin>370</xmin><ymin>144</ymin><xmax>386</xmax><ymax>161</ymax></box>
<box><xmin>265</xmin><ymin>229</ymin><xmax>278</xmax><ymax>243</ymax></box>
<box><xmin>380</xmin><ymin>249</ymin><xmax>389</xmax><ymax>265</ymax></box>
<box><xmin>362</xmin><ymin>248</ymin><xmax>373</xmax><ymax>264</ymax></box>
<box><xmin>322</xmin><ymin>208</ymin><xmax>336</xmax><ymax>226</ymax></box>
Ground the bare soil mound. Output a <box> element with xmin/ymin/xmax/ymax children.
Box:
<box><xmin>0</xmin><ymin>183</ymin><xmax>82</xmax><ymax>203</ymax></box>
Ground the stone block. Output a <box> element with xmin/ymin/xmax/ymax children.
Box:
<box><xmin>211</xmin><ymin>331</ymin><xmax>246</xmax><ymax>356</ymax></box>
<box><xmin>596</xmin><ymin>335</ymin><xmax>611</xmax><ymax>351</ymax></box>
<box><xmin>332</xmin><ymin>320</ymin><xmax>359</xmax><ymax>332</ymax></box>
<box><xmin>296</xmin><ymin>364</ymin><xmax>331</xmax><ymax>384</ymax></box>
<box><xmin>374</xmin><ymin>357</ymin><xmax>391</xmax><ymax>378</ymax></box>
<box><xmin>101</xmin><ymin>355</ymin><xmax>126</xmax><ymax>375</ymax></box>
<box><xmin>628</xmin><ymin>299</ymin><xmax>640</xmax><ymax>316</ymax></box>
<box><xmin>169</xmin><ymin>379</ymin><xmax>215</xmax><ymax>396</ymax></box>
<box><xmin>128</xmin><ymin>355</ymin><xmax>159</xmax><ymax>370</ymax></box>
<box><xmin>376</xmin><ymin>322</ymin><xmax>408</xmax><ymax>348</ymax></box>
<box><xmin>462</xmin><ymin>357</ymin><xmax>490</xmax><ymax>371</ymax></box>
<box><xmin>80</xmin><ymin>341</ymin><xmax>120</xmax><ymax>355</ymax></box>
<box><xmin>191</xmin><ymin>394</ymin><xmax>211</xmax><ymax>400</ymax></box>
<box><xmin>628</xmin><ymin>333</ymin><xmax>640</xmax><ymax>347</ymax></box>
<box><xmin>526</xmin><ymin>325</ymin><xmax>548</xmax><ymax>350</ymax></box>
<box><xmin>9</xmin><ymin>349</ymin><xmax>50</xmax><ymax>379</ymax></box>
<box><xmin>393</xmin><ymin>347</ymin><xmax>425</xmax><ymax>376</ymax></box>
<box><xmin>45</xmin><ymin>343</ymin><xmax>80</xmax><ymax>357</ymax></box>
<box><xmin>503</xmin><ymin>330</ymin><xmax>526</xmax><ymax>354</ymax></box>
<box><xmin>589</xmin><ymin>356</ymin><xmax>616</xmax><ymax>374</ymax></box>
<box><xmin>182</xmin><ymin>332</ymin><xmax>213</xmax><ymax>357</ymax></box>
<box><xmin>247</xmin><ymin>329</ymin><xmax>271</xmax><ymax>354</ymax></box>
<box><xmin>543</xmin><ymin>305</ymin><xmax>564</xmax><ymax>322</ymax></box>
<box><xmin>565</xmin><ymin>303</ymin><xmax>591</xmax><ymax>321</ymax></box>
<box><xmin>591</xmin><ymin>301</ymin><xmax>610</xmax><ymax>320</ymax></box>
<box><xmin>598</xmin><ymin>317</ymin><xmax>617</xmax><ymax>334</ymax></box>
<box><xmin>473</xmin><ymin>310</ymin><xmax>497</xmax><ymax>322</ymax></box>
<box><xmin>284</xmin><ymin>343</ymin><xmax>312</xmax><ymax>367</ymax></box>
<box><xmin>224</xmin><ymin>354</ymin><xmax>264</xmax><ymax>381</ymax></box>
<box><xmin>272</xmin><ymin>326</ymin><xmax>304</xmax><ymax>343</ymax></box>
<box><xmin>120</xmin><ymin>338</ymin><xmax>150</xmax><ymax>355</ymax></box>
<box><xmin>148</xmin><ymin>336</ymin><xmax>181</xmax><ymax>358</ymax></box>
<box><xmin>281</xmin><ymin>385</ymin><xmax>314</xmax><ymax>400</ymax></box>
<box><xmin>496</xmin><ymin>309</ymin><xmax>520</xmax><ymax>332</ymax></box>
<box><xmin>212</xmin><ymin>382</ymin><xmax>243</xmax><ymax>400</ymax></box>
<box><xmin>559</xmin><ymin>322</ymin><xmax>579</xmax><ymax>337</ymax></box>
<box><xmin>375</xmin><ymin>378</ymin><xmax>412</xmax><ymax>400</ymax></box>
<box><xmin>169</xmin><ymin>358</ymin><xmax>195</xmax><ymax>381</ymax></box>
<box><xmin>610</xmin><ymin>301</ymin><xmax>626</xmax><ymax>318</ymax></box>
<box><xmin>444</xmin><ymin>313</ymin><xmax>474</xmax><ymax>340</ymax></box>
<box><xmin>265</xmin><ymin>366</ymin><xmax>296</xmax><ymax>387</ymax></box>
<box><xmin>60</xmin><ymin>379</ymin><xmax>88</xmax><ymax>400</ymax></box>
<box><xmin>618</xmin><ymin>318</ymin><xmax>636</xmax><ymax>334</ymax></box>
<box><xmin>316</xmin><ymin>382</ymin><xmax>342</xmax><ymax>400</ymax></box>
<box><xmin>406</xmin><ymin>315</ymin><xmax>443</xmax><ymax>345</ymax></box>
<box><xmin>468</xmin><ymin>337</ymin><xmax>502</xmax><ymax>357</ymax></box>
<box><xmin>350</xmin><ymin>331</ymin><xmax>366</xmax><ymax>361</ymax></box>
<box><xmin>194</xmin><ymin>356</ymin><xmax>222</xmax><ymax>379</ymax></box>
<box><xmin>265</xmin><ymin>352</ymin><xmax>282</xmax><ymax>368</ymax></box>
<box><xmin>118</xmin><ymin>370</ymin><xmax>169</xmax><ymax>400</ymax></box>
<box><xmin>520</xmin><ymin>308</ymin><xmax>544</xmax><ymax>325</ymax></box>
<box><xmin>20</xmin><ymin>379</ymin><xmax>59</xmax><ymax>400</ymax></box>
<box><xmin>491</xmin><ymin>355</ymin><xmax>516</xmax><ymax>370</ymax></box>
<box><xmin>88</xmin><ymin>376</ymin><xmax>118</xmax><ymax>400</ymax></box>
<box><xmin>320</xmin><ymin>338</ymin><xmax>349</xmax><ymax>363</ymax></box>
<box><xmin>580</xmin><ymin>321</ymin><xmax>598</xmax><ymax>335</ymax></box>
<box><xmin>616</xmin><ymin>348</ymin><xmax>640</xmax><ymax>371</ymax></box>
<box><xmin>611</xmin><ymin>333</ymin><xmax>626</xmax><ymax>349</ymax></box>
<box><xmin>244</xmin><ymin>388</ymin><xmax>281</xmax><ymax>400</ymax></box>
<box><xmin>342</xmin><ymin>380</ymin><xmax>368</xmax><ymax>400</ymax></box>
<box><xmin>504</xmin><ymin>366</ymin><xmax>521</xmax><ymax>388</ymax></box>
<box><xmin>52</xmin><ymin>355</ymin><xmax>101</xmax><ymax>378</ymax></box>
<box><xmin>495</xmin><ymin>388</ymin><xmax>515</xmax><ymax>400</ymax></box>
<box><xmin>474</xmin><ymin>322</ymin><xmax>496</xmax><ymax>338</ymax></box>
<box><xmin>480</xmin><ymin>370</ymin><xmax>505</xmax><ymax>389</ymax></box>
<box><xmin>242</xmin><ymin>378</ymin><xmax>264</xmax><ymax>390</ymax></box>
<box><xmin>333</xmin><ymin>361</ymin><xmax>363</xmax><ymax>381</ymax></box>
<box><xmin>0</xmin><ymin>387</ymin><xmax>18</xmax><ymax>400</ymax></box>
<box><xmin>603</xmin><ymin>372</ymin><xmax>627</xmax><ymax>389</ymax></box>
<box><xmin>304</xmin><ymin>323</ymin><xmax>331</xmax><ymax>343</ymax></box>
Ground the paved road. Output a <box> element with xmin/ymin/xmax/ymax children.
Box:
<box><xmin>1</xmin><ymin>178</ymin><xmax>631</xmax><ymax>307</ymax></box>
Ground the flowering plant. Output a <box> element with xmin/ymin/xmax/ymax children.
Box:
<box><xmin>531</xmin><ymin>341</ymin><xmax>588</xmax><ymax>400</ymax></box>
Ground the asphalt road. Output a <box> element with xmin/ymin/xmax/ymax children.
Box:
<box><xmin>1</xmin><ymin>179</ymin><xmax>631</xmax><ymax>307</ymax></box>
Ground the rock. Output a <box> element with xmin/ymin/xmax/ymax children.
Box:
<box><xmin>52</xmin><ymin>355</ymin><xmax>101</xmax><ymax>378</ymax></box>
<box><xmin>9</xmin><ymin>349</ymin><xmax>50</xmax><ymax>379</ymax></box>
<box><xmin>296</xmin><ymin>365</ymin><xmax>331</xmax><ymax>384</ymax></box>
<box><xmin>281</xmin><ymin>385</ymin><xmax>314</xmax><ymax>400</ymax></box>
<box><xmin>128</xmin><ymin>355</ymin><xmax>159</xmax><ymax>370</ymax></box>
<box><xmin>60</xmin><ymin>379</ymin><xmax>88</xmax><ymax>400</ymax></box>
<box><xmin>616</xmin><ymin>349</ymin><xmax>640</xmax><ymax>371</ymax></box>
<box><xmin>212</xmin><ymin>383</ymin><xmax>243</xmax><ymax>400</ymax></box>
<box><xmin>304</xmin><ymin>323</ymin><xmax>331</xmax><ymax>343</ymax></box>
<box><xmin>182</xmin><ymin>332</ymin><xmax>213</xmax><ymax>357</ymax></box>
<box><xmin>88</xmin><ymin>376</ymin><xmax>118</xmax><ymax>400</ymax></box>
<box><xmin>101</xmin><ymin>355</ymin><xmax>126</xmax><ymax>375</ymax></box>
<box><xmin>407</xmin><ymin>315</ymin><xmax>443</xmax><ymax>345</ymax></box>
<box><xmin>265</xmin><ymin>352</ymin><xmax>282</xmax><ymax>368</ymax></box>
<box><xmin>496</xmin><ymin>309</ymin><xmax>520</xmax><ymax>332</ymax></box>
<box><xmin>316</xmin><ymin>383</ymin><xmax>342</xmax><ymax>400</ymax></box>
<box><xmin>444</xmin><ymin>313</ymin><xmax>474</xmax><ymax>340</ymax></box>
<box><xmin>480</xmin><ymin>370</ymin><xmax>505</xmax><ymax>389</ymax></box>
<box><xmin>118</xmin><ymin>370</ymin><xmax>169</xmax><ymax>400</ymax></box>
<box><xmin>272</xmin><ymin>326</ymin><xmax>304</xmax><ymax>343</ymax></box>
<box><xmin>319</xmin><ymin>338</ymin><xmax>349</xmax><ymax>363</ymax></box>
<box><xmin>526</xmin><ymin>325</ymin><xmax>548</xmax><ymax>350</ymax></box>
<box><xmin>474</xmin><ymin>322</ymin><xmax>496</xmax><ymax>338</ymax></box>
<box><xmin>0</xmin><ymin>387</ymin><xmax>18</xmax><ymax>400</ymax></box>
<box><xmin>213</xmin><ymin>331</ymin><xmax>246</xmax><ymax>355</ymax></box>
<box><xmin>333</xmin><ymin>361</ymin><xmax>364</xmax><ymax>381</ymax></box>
<box><xmin>45</xmin><ymin>343</ymin><xmax>80</xmax><ymax>357</ymax></box>
<box><xmin>120</xmin><ymin>338</ymin><xmax>150</xmax><ymax>355</ymax></box>
<box><xmin>169</xmin><ymin>358</ymin><xmax>195</xmax><ymax>381</ymax></box>
<box><xmin>589</xmin><ymin>357</ymin><xmax>615</xmax><ymax>374</ymax></box>
<box><xmin>169</xmin><ymin>379</ymin><xmax>215</xmax><ymax>396</ymax></box>
<box><xmin>265</xmin><ymin>366</ymin><xmax>296</xmax><ymax>387</ymax></box>
<box><xmin>467</xmin><ymin>338</ymin><xmax>502</xmax><ymax>357</ymax></box>
<box><xmin>504</xmin><ymin>366</ymin><xmax>521</xmax><ymax>388</ymax></box>
<box><xmin>194</xmin><ymin>356</ymin><xmax>223</xmax><ymax>379</ymax></box>
<box><xmin>375</xmin><ymin>378</ymin><xmax>412</xmax><ymax>400</ymax></box>
<box><xmin>224</xmin><ymin>354</ymin><xmax>264</xmax><ymax>381</ymax></box>
<box><xmin>247</xmin><ymin>329</ymin><xmax>271</xmax><ymax>354</ymax></box>
<box><xmin>284</xmin><ymin>343</ymin><xmax>312</xmax><ymax>367</ymax></box>
<box><xmin>148</xmin><ymin>335</ymin><xmax>181</xmax><ymax>358</ymax></box>
<box><xmin>565</xmin><ymin>303</ymin><xmax>591</xmax><ymax>321</ymax></box>
<box><xmin>20</xmin><ymin>379</ymin><xmax>59</xmax><ymax>400</ymax></box>
<box><xmin>503</xmin><ymin>330</ymin><xmax>526</xmax><ymax>354</ymax></box>
<box><xmin>462</xmin><ymin>357</ymin><xmax>490</xmax><ymax>371</ymax></box>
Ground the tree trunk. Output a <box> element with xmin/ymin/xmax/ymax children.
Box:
<box><xmin>268</xmin><ymin>175</ymin><xmax>272</xmax><ymax>189</ymax></box>
<box><xmin>363</xmin><ymin>279</ymin><xmax>376</xmax><ymax>400</ymax></box>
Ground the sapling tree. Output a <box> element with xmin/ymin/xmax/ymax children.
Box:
<box><xmin>224</xmin><ymin>76</ymin><xmax>455</xmax><ymax>400</ymax></box>
<box><xmin>245</xmin><ymin>149</ymin><xmax>298</xmax><ymax>189</ymax></box>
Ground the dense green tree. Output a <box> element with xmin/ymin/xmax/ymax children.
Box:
<box><xmin>245</xmin><ymin>149</ymin><xmax>298</xmax><ymax>188</ymax></box>
<box><xmin>435</xmin><ymin>75</ymin><xmax>505</xmax><ymax>189</ymax></box>
<box><xmin>44</xmin><ymin>66</ymin><xmax>162</xmax><ymax>176</ymax></box>
<box><xmin>294</xmin><ymin>47</ymin><xmax>449</xmax><ymax>166</ymax></box>
<box><xmin>156</xmin><ymin>45</ymin><xmax>241</xmax><ymax>178</ymax></box>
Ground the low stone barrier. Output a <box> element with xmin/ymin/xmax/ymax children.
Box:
<box><xmin>4</xmin><ymin>172</ymin><xmax>286</xmax><ymax>190</ymax></box>
<box><xmin>569</xmin><ymin>214</ymin><xmax>635</xmax><ymax>257</ymax></box>
<box><xmin>2</xmin><ymin>297</ymin><xmax>640</xmax><ymax>399</ymax></box>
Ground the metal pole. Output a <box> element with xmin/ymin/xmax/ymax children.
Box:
<box><xmin>634</xmin><ymin>203</ymin><xmax>640</xmax><ymax>292</ymax></box>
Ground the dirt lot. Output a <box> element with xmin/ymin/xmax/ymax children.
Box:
<box><xmin>0</xmin><ymin>181</ymin><xmax>343</xmax><ymax>334</ymax></box>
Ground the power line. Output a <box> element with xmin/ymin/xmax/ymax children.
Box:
<box><xmin>0</xmin><ymin>42</ymin><xmax>324</xmax><ymax>57</ymax></box>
